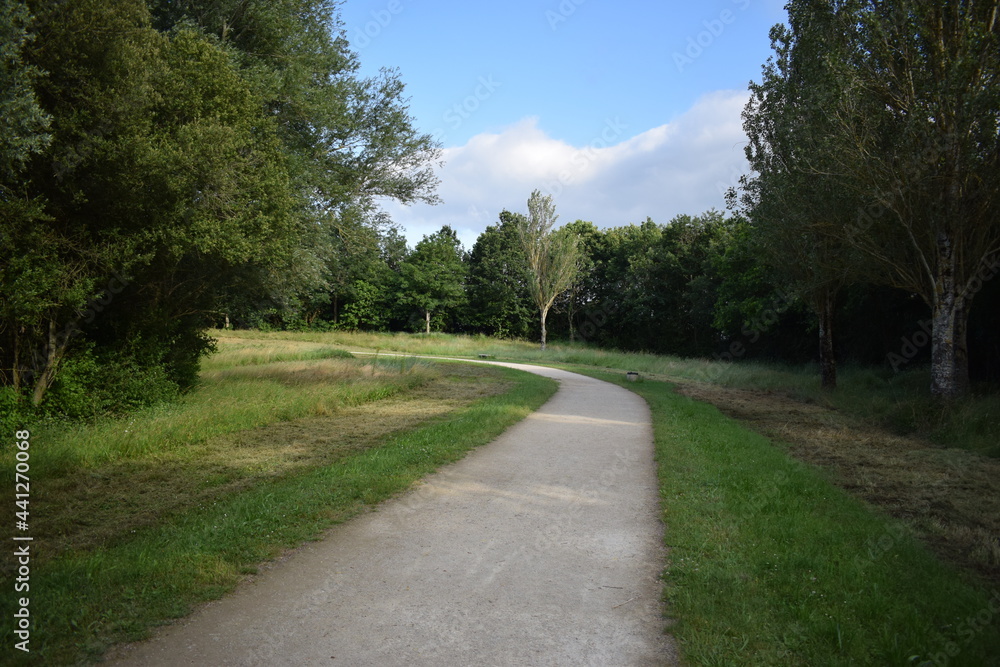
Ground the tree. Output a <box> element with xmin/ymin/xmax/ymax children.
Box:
<box><xmin>820</xmin><ymin>0</ymin><xmax>1000</xmax><ymax>397</ymax></box>
<box><xmin>0</xmin><ymin>0</ymin><xmax>437</xmax><ymax>412</ymax></box>
<box><xmin>400</xmin><ymin>226</ymin><xmax>466</xmax><ymax>334</ymax></box>
<box><xmin>735</xmin><ymin>3</ymin><xmax>859</xmax><ymax>389</ymax></box>
<box><xmin>466</xmin><ymin>211</ymin><xmax>535</xmax><ymax>338</ymax></box>
<box><xmin>516</xmin><ymin>190</ymin><xmax>581</xmax><ymax>349</ymax></box>
<box><xmin>1</xmin><ymin>0</ymin><xmax>442</xmax><ymax>413</ymax></box>
<box><xmin>557</xmin><ymin>220</ymin><xmax>600</xmax><ymax>343</ymax></box>
<box><xmin>148</xmin><ymin>0</ymin><xmax>442</xmax><ymax>329</ymax></box>
<box><xmin>0</xmin><ymin>0</ymin><xmax>49</xmax><ymax>178</ymax></box>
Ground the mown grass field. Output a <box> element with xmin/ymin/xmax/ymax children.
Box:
<box><xmin>234</xmin><ymin>328</ymin><xmax>999</xmax><ymax>456</ymax></box>
<box><xmin>3</xmin><ymin>329</ymin><xmax>998</xmax><ymax>665</ymax></box>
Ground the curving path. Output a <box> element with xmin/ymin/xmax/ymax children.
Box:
<box><xmin>109</xmin><ymin>361</ymin><xmax>677</xmax><ymax>666</ymax></box>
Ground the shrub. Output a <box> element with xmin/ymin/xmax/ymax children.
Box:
<box><xmin>0</xmin><ymin>386</ymin><xmax>33</xmax><ymax>435</ymax></box>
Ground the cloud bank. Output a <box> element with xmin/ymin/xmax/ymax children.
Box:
<box><xmin>383</xmin><ymin>89</ymin><xmax>751</xmax><ymax>250</ymax></box>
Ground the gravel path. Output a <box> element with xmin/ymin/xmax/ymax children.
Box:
<box><xmin>109</xmin><ymin>362</ymin><xmax>677</xmax><ymax>666</ymax></box>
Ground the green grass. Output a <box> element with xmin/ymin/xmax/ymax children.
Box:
<box><xmin>11</xmin><ymin>337</ymin><xmax>449</xmax><ymax>480</ymax></box>
<box><xmin>6</xmin><ymin>329</ymin><xmax>998</xmax><ymax>664</ymax></box>
<box><xmin>0</xmin><ymin>339</ymin><xmax>557</xmax><ymax>665</ymax></box>
<box><xmin>225</xmin><ymin>329</ymin><xmax>999</xmax><ymax>455</ymax></box>
<box><xmin>18</xmin><ymin>359</ymin><xmax>428</xmax><ymax>479</ymax></box>
<box><xmin>583</xmin><ymin>369</ymin><xmax>1000</xmax><ymax>666</ymax></box>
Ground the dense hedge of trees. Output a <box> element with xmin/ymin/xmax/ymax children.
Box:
<box><xmin>1</xmin><ymin>0</ymin><xmax>439</xmax><ymax>424</ymax></box>
<box><xmin>3</xmin><ymin>0</ymin><xmax>997</xmax><ymax>428</ymax></box>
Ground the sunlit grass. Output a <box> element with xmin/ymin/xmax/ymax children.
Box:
<box><xmin>0</xmin><ymin>335</ymin><xmax>557</xmax><ymax>665</ymax></box>
<box><xmin>20</xmin><ymin>356</ymin><xmax>429</xmax><ymax>478</ymax></box>
<box><xmin>218</xmin><ymin>329</ymin><xmax>999</xmax><ymax>455</ymax></box>
<box><xmin>586</xmin><ymin>369</ymin><xmax>1000</xmax><ymax>666</ymax></box>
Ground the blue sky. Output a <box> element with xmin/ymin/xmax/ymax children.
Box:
<box><xmin>338</xmin><ymin>0</ymin><xmax>790</xmax><ymax>248</ymax></box>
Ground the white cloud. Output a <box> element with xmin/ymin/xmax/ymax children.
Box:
<box><xmin>381</xmin><ymin>89</ymin><xmax>751</xmax><ymax>250</ymax></box>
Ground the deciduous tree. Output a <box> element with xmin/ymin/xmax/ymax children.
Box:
<box><xmin>516</xmin><ymin>190</ymin><xmax>580</xmax><ymax>350</ymax></box>
<box><xmin>400</xmin><ymin>226</ymin><xmax>466</xmax><ymax>334</ymax></box>
<box><xmin>823</xmin><ymin>0</ymin><xmax>999</xmax><ymax>397</ymax></box>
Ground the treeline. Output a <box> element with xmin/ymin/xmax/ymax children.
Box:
<box><xmin>228</xmin><ymin>200</ymin><xmax>1000</xmax><ymax>392</ymax></box>
<box><xmin>1</xmin><ymin>0</ymin><xmax>439</xmax><ymax>424</ymax></box>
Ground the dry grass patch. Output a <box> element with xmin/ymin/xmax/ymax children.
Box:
<box><xmin>674</xmin><ymin>379</ymin><xmax>1000</xmax><ymax>587</ymax></box>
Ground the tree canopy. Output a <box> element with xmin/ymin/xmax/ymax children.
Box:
<box><xmin>1</xmin><ymin>0</ymin><xmax>440</xmax><ymax>415</ymax></box>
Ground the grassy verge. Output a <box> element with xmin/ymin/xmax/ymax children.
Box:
<box><xmin>215</xmin><ymin>329</ymin><xmax>999</xmax><ymax>456</ymax></box>
<box><xmin>0</xmin><ymin>342</ymin><xmax>556</xmax><ymax>664</ymax></box>
<box><xmin>583</xmin><ymin>369</ymin><xmax>1000</xmax><ymax>666</ymax></box>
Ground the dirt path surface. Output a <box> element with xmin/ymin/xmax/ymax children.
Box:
<box><xmin>108</xmin><ymin>362</ymin><xmax>677</xmax><ymax>666</ymax></box>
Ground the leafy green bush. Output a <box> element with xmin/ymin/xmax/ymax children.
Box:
<box><xmin>0</xmin><ymin>386</ymin><xmax>33</xmax><ymax>435</ymax></box>
<box><xmin>43</xmin><ymin>346</ymin><xmax>180</xmax><ymax>420</ymax></box>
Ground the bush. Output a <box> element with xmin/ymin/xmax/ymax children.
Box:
<box><xmin>42</xmin><ymin>345</ymin><xmax>180</xmax><ymax>420</ymax></box>
<box><xmin>0</xmin><ymin>386</ymin><xmax>33</xmax><ymax>435</ymax></box>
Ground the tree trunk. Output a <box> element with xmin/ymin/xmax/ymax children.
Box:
<box><xmin>930</xmin><ymin>233</ymin><xmax>970</xmax><ymax>398</ymax></box>
<box><xmin>31</xmin><ymin>319</ymin><xmax>68</xmax><ymax>406</ymax></box>
<box><xmin>817</xmin><ymin>288</ymin><xmax>837</xmax><ymax>390</ymax></box>
<box><xmin>930</xmin><ymin>289</ymin><xmax>969</xmax><ymax>399</ymax></box>
<box><xmin>425</xmin><ymin>309</ymin><xmax>431</xmax><ymax>335</ymax></box>
<box><xmin>567</xmin><ymin>286</ymin><xmax>576</xmax><ymax>343</ymax></box>
<box><xmin>540</xmin><ymin>307</ymin><xmax>548</xmax><ymax>350</ymax></box>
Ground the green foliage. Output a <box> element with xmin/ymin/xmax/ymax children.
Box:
<box><xmin>0</xmin><ymin>0</ymin><xmax>50</xmax><ymax>178</ymax></box>
<box><xmin>42</xmin><ymin>344</ymin><xmax>180</xmax><ymax>420</ymax></box>
<box><xmin>400</xmin><ymin>226</ymin><xmax>467</xmax><ymax>333</ymax></box>
<box><xmin>576</xmin><ymin>212</ymin><xmax>740</xmax><ymax>357</ymax></box>
<box><xmin>1</xmin><ymin>0</ymin><xmax>441</xmax><ymax>421</ymax></box>
<box><xmin>516</xmin><ymin>190</ymin><xmax>581</xmax><ymax>348</ymax></box>
<box><xmin>340</xmin><ymin>279</ymin><xmax>390</xmax><ymax>331</ymax></box>
<box><xmin>736</xmin><ymin>0</ymin><xmax>1000</xmax><ymax>396</ymax></box>
<box><xmin>0</xmin><ymin>386</ymin><xmax>31</xmax><ymax>435</ymax></box>
<box><xmin>466</xmin><ymin>211</ymin><xmax>535</xmax><ymax>339</ymax></box>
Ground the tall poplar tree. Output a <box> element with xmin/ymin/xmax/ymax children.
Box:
<box><xmin>742</xmin><ymin>0</ymin><xmax>1000</xmax><ymax>397</ymax></box>
<box><xmin>736</xmin><ymin>1</ymin><xmax>857</xmax><ymax>389</ymax></box>
<box><xmin>824</xmin><ymin>0</ymin><xmax>1000</xmax><ymax>398</ymax></box>
<box><xmin>517</xmin><ymin>190</ymin><xmax>580</xmax><ymax>350</ymax></box>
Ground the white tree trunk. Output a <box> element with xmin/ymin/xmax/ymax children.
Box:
<box><xmin>930</xmin><ymin>234</ymin><xmax>969</xmax><ymax>398</ymax></box>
